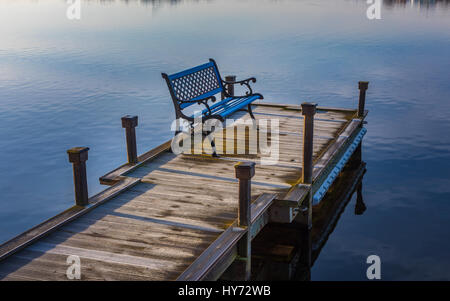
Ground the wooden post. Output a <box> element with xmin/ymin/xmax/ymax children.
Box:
<box><xmin>301</xmin><ymin>102</ymin><xmax>317</xmax><ymax>184</ymax></box>
<box><xmin>121</xmin><ymin>115</ymin><xmax>138</xmax><ymax>164</ymax></box>
<box><xmin>67</xmin><ymin>147</ymin><xmax>89</xmax><ymax>206</ymax></box>
<box><xmin>358</xmin><ymin>81</ymin><xmax>369</xmax><ymax>118</ymax></box>
<box><xmin>235</xmin><ymin>162</ymin><xmax>254</xmax><ymax>227</ymax></box>
<box><xmin>355</xmin><ymin>78</ymin><xmax>365</xmax><ymax>164</ymax></box>
<box><xmin>225</xmin><ymin>75</ymin><xmax>236</xmax><ymax>97</ymax></box>
<box><xmin>298</xmin><ymin>102</ymin><xmax>317</xmax><ymax>280</ymax></box>
<box><xmin>235</xmin><ymin>161</ymin><xmax>255</xmax><ymax>280</ymax></box>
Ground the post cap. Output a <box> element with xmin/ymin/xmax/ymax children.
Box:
<box><xmin>235</xmin><ymin>162</ymin><xmax>255</xmax><ymax>179</ymax></box>
<box><xmin>301</xmin><ymin>102</ymin><xmax>317</xmax><ymax>116</ymax></box>
<box><xmin>121</xmin><ymin>115</ymin><xmax>138</xmax><ymax>128</ymax></box>
<box><xmin>67</xmin><ymin>147</ymin><xmax>89</xmax><ymax>163</ymax></box>
<box><xmin>358</xmin><ymin>81</ymin><xmax>369</xmax><ymax>90</ymax></box>
<box><xmin>225</xmin><ymin>75</ymin><xmax>236</xmax><ymax>81</ymax></box>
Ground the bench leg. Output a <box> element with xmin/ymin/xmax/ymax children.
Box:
<box><xmin>202</xmin><ymin>118</ymin><xmax>224</xmax><ymax>158</ymax></box>
<box><xmin>247</xmin><ymin>104</ymin><xmax>256</xmax><ymax>120</ymax></box>
<box><xmin>237</xmin><ymin>105</ymin><xmax>256</xmax><ymax>120</ymax></box>
<box><xmin>248</xmin><ymin>104</ymin><xmax>259</xmax><ymax>131</ymax></box>
<box><xmin>204</xmin><ymin>131</ymin><xmax>219</xmax><ymax>157</ymax></box>
<box><xmin>173</xmin><ymin>119</ymin><xmax>193</xmax><ymax>136</ymax></box>
<box><xmin>237</xmin><ymin>105</ymin><xmax>257</xmax><ymax>131</ymax></box>
<box><xmin>174</xmin><ymin>118</ymin><xmax>181</xmax><ymax>136</ymax></box>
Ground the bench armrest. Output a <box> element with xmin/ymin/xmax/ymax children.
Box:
<box><xmin>179</xmin><ymin>95</ymin><xmax>217</xmax><ymax>116</ymax></box>
<box><xmin>222</xmin><ymin>77</ymin><xmax>257</xmax><ymax>97</ymax></box>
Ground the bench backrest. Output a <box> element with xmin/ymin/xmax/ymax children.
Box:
<box><xmin>162</xmin><ymin>59</ymin><xmax>224</xmax><ymax>110</ymax></box>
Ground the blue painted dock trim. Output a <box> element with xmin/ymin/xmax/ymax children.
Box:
<box><xmin>313</xmin><ymin>127</ymin><xmax>367</xmax><ymax>205</ymax></box>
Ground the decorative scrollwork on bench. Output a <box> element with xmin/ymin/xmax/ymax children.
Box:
<box><xmin>178</xmin><ymin>95</ymin><xmax>216</xmax><ymax>116</ymax></box>
<box><xmin>222</xmin><ymin>77</ymin><xmax>257</xmax><ymax>97</ymax></box>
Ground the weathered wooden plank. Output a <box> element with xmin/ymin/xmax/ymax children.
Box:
<box><xmin>40</xmin><ymin>230</ymin><xmax>207</xmax><ymax>265</ymax></box>
<box><xmin>0</xmin><ymin>249</ymin><xmax>166</xmax><ymax>281</ymax></box>
<box><xmin>191</xmin><ymin>133</ymin><xmax>334</xmax><ymax>159</ymax></box>
<box><xmin>60</xmin><ymin>218</ymin><xmax>219</xmax><ymax>247</ymax></box>
<box><xmin>211</xmin><ymin>120</ymin><xmax>344</xmax><ymax>140</ymax></box>
<box><xmin>129</xmin><ymin>153</ymin><xmax>299</xmax><ymax>186</ymax></box>
<box><xmin>0</xmin><ymin>177</ymin><xmax>140</xmax><ymax>262</ymax></box>
<box><xmin>127</xmin><ymin>185</ymin><xmax>241</xmax><ymax>208</ymax></box>
<box><xmin>254</xmin><ymin>102</ymin><xmax>357</xmax><ymax>115</ymax></box>
<box><xmin>0</xmin><ymin>273</ymin><xmax>38</xmax><ymax>281</ymax></box>
<box><xmin>139</xmin><ymin>169</ymin><xmax>284</xmax><ymax>194</ymax></box>
<box><xmin>95</xmin><ymin>200</ymin><xmax>237</xmax><ymax>227</ymax></box>
<box><xmin>100</xmin><ymin>140</ymin><xmax>172</xmax><ymax>185</ymax></box>
<box><xmin>26</xmin><ymin>242</ymin><xmax>181</xmax><ymax>272</ymax></box>
<box><xmin>0</xmin><ymin>258</ymin><xmax>78</xmax><ymax>281</ymax></box>
<box><xmin>86</xmin><ymin>207</ymin><xmax>233</xmax><ymax>234</ymax></box>
<box><xmin>79</xmin><ymin>211</ymin><xmax>225</xmax><ymax>235</ymax></box>
<box><xmin>98</xmin><ymin>189</ymin><xmax>238</xmax><ymax>214</ymax></box>
<box><xmin>252</xmin><ymin>108</ymin><xmax>353</xmax><ymax>123</ymax></box>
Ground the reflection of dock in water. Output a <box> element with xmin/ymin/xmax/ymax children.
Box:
<box><xmin>312</xmin><ymin>154</ymin><xmax>366</xmax><ymax>265</ymax></box>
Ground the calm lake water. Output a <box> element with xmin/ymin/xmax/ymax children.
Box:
<box><xmin>1</xmin><ymin>0</ymin><xmax>450</xmax><ymax>280</ymax></box>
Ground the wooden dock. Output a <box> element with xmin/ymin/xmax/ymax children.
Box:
<box><xmin>0</xmin><ymin>87</ymin><xmax>369</xmax><ymax>280</ymax></box>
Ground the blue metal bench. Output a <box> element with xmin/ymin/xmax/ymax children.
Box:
<box><xmin>162</xmin><ymin>59</ymin><xmax>263</xmax><ymax>132</ymax></box>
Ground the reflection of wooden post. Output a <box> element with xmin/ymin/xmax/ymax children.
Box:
<box><xmin>358</xmin><ymin>81</ymin><xmax>369</xmax><ymax>118</ymax></box>
<box><xmin>355</xmin><ymin>183</ymin><xmax>366</xmax><ymax>215</ymax></box>
<box><xmin>67</xmin><ymin>147</ymin><xmax>89</xmax><ymax>206</ymax></box>
<box><xmin>235</xmin><ymin>161</ymin><xmax>255</xmax><ymax>280</ymax></box>
<box><xmin>121</xmin><ymin>115</ymin><xmax>138</xmax><ymax>164</ymax></box>
<box><xmin>347</xmin><ymin>141</ymin><xmax>362</xmax><ymax>171</ymax></box>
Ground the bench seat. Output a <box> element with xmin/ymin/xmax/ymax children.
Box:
<box><xmin>192</xmin><ymin>95</ymin><xmax>262</xmax><ymax>119</ymax></box>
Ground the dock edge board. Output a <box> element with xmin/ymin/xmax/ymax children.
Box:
<box><xmin>313</xmin><ymin>127</ymin><xmax>367</xmax><ymax>205</ymax></box>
